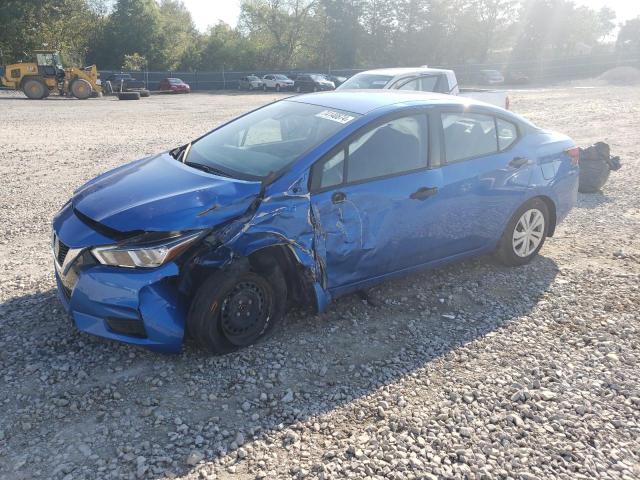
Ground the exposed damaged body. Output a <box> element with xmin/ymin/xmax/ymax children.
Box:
<box><xmin>52</xmin><ymin>91</ymin><xmax>579</xmax><ymax>353</ymax></box>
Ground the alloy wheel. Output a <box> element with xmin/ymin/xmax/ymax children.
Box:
<box><xmin>512</xmin><ymin>208</ymin><xmax>545</xmax><ymax>257</ymax></box>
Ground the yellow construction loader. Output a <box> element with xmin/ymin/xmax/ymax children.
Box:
<box><xmin>0</xmin><ymin>50</ymin><xmax>101</xmax><ymax>99</ymax></box>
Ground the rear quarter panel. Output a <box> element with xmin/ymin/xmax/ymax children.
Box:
<box><xmin>523</xmin><ymin>130</ymin><xmax>579</xmax><ymax>225</ymax></box>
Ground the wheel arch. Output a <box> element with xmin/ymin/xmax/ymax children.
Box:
<box><xmin>534</xmin><ymin>195</ymin><xmax>557</xmax><ymax>237</ymax></box>
<box><xmin>20</xmin><ymin>75</ymin><xmax>44</xmax><ymax>88</ymax></box>
<box><xmin>179</xmin><ymin>242</ymin><xmax>319</xmax><ymax>313</ymax></box>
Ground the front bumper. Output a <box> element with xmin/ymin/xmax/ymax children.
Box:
<box><xmin>53</xmin><ymin>206</ymin><xmax>186</xmax><ymax>353</ymax></box>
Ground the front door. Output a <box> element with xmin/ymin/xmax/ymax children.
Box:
<box><xmin>310</xmin><ymin>112</ymin><xmax>448</xmax><ymax>292</ymax></box>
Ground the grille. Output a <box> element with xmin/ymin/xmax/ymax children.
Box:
<box><xmin>57</xmin><ymin>239</ymin><xmax>70</xmax><ymax>265</ymax></box>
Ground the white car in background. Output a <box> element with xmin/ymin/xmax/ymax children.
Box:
<box><xmin>262</xmin><ymin>74</ymin><xmax>294</xmax><ymax>91</ymax></box>
<box><xmin>338</xmin><ymin>67</ymin><xmax>510</xmax><ymax>110</ymax></box>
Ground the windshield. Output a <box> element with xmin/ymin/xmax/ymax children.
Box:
<box><xmin>275</xmin><ymin>75</ymin><xmax>289</xmax><ymax>80</ymax></box>
<box><xmin>247</xmin><ymin>76</ymin><xmax>259</xmax><ymax>81</ymax></box>
<box><xmin>186</xmin><ymin>101</ymin><xmax>359</xmax><ymax>178</ymax></box>
<box><xmin>168</xmin><ymin>78</ymin><xmax>183</xmax><ymax>84</ymax></box>
<box><xmin>338</xmin><ymin>74</ymin><xmax>393</xmax><ymax>90</ymax></box>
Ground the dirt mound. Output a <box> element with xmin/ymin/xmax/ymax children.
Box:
<box><xmin>598</xmin><ymin>66</ymin><xmax>640</xmax><ymax>85</ymax></box>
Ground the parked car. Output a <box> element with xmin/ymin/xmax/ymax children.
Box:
<box><xmin>478</xmin><ymin>69</ymin><xmax>505</xmax><ymax>85</ymax></box>
<box><xmin>293</xmin><ymin>74</ymin><xmax>334</xmax><ymax>92</ymax></box>
<box><xmin>338</xmin><ymin>67</ymin><xmax>510</xmax><ymax>109</ymax></box>
<box><xmin>238</xmin><ymin>75</ymin><xmax>264</xmax><ymax>91</ymax></box>
<box><xmin>505</xmin><ymin>71</ymin><xmax>530</xmax><ymax>85</ymax></box>
<box><xmin>52</xmin><ymin>90</ymin><xmax>579</xmax><ymax>353</ymax></box>
<box><xmin>262</xmin><ymin>74</ymin><xmax>294</xmax><ymax>91</ymax></box>
<box><xmin>158</xmin><ymin>77</ymin><xmax>191</xmax><ymax>93</ymax></box>
<box><xmin>321</xmin><ymin>74</ymin><xmax>348</xmax><ymax>87</ymax></box>
<box><xmin>105</xmin><ymin>73</ymin><xmax>146</xmax><ymax>92</ymax></box>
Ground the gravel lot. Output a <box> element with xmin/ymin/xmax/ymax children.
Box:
<box><xmin>0</xmin><ymin>87</ymin><xmax>638</xmax><ymax>480</ymax></box>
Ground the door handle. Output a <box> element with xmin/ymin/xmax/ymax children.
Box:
<box><xmin>332</xmin><ymin>191</ymin><xmax>347</xmax><ymax>204</ymax></box>
<box><xmin>410</xmin><ymin>186</ymin><xmax>439</xmax><ymax>200</ymax></box>
<box><xmin>509</xmin><ymin>156</ymin><xmax>529</xmax><ymax>168</ymax></box>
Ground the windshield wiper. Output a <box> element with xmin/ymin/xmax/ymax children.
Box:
<box><xmin>184</xmin><ymin>161</ymin><xmax>233</xmax><ymax>178</ymax></box>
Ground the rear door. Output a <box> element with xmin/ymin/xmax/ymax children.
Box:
<box><xmin>431</xmin><ymin>109</ymin><xmax>532</xmax><ymax>253</ymax></box>
<box><xmin>310</xmin><ymin>111</ymin><xmax>448</xmax><ymax>291</ymax></box>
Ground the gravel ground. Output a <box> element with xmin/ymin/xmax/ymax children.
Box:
<box><xmin>0</xmin><ymin>87</ymin><xmax>638</xmax><ymax>480</ymax></box>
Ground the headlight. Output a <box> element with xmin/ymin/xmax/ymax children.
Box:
<box><xmin>92</xmin><ymin>231</ymin><xmax>203</xmax><ymax>268</ymax></box>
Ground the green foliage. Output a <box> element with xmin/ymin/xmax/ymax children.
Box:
<box><xmin>617</xmin><ymin>17</ymin><xmax>640</xmax><ymax>56</ymax></box>
<box><xmin>0</xmin><ymin>0</ymin><xmax>623</xmax><ymax>72</ymax></box>
<box><xmin>122</xmin><ymin>52</ymin><xmax>147</xmax><ymax>70</ymax></box>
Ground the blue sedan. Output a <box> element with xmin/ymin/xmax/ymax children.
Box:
<box><xmin>52</xmin><ymin>91</ymin><xmax>579</xmax><ymax>353</ymax></box>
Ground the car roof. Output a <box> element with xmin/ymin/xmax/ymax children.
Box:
<box><xmin>354</xmin><ymin>67</ymin><xmax>452</xmax><ymax>77</ymax></box>
<box><xmin>288</xmin><ymin>90</ymin><xmax>493</xmax><ymax>115</ymax></box>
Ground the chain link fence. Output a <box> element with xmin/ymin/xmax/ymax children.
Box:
<box><xmin>98</xmin><ymin>52</ymin><xmax>639</xmax><ymax>91</ymax></box>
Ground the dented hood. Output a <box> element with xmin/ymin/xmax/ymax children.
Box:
<box><xmin>73</xmin><ymin>153</ymin><xmax>262</xmax><ymax>233</ymax></box>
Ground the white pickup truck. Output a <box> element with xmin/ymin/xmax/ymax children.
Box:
<box><xmin>337</xmin><ymin>67</ymin><xmax>510</xmax><ymax>110</ymax></box>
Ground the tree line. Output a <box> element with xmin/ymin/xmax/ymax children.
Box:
<box><xmin>1</xmin><ymin>0</ymin><xmax>638</xmax><ymax>72</ymax></box>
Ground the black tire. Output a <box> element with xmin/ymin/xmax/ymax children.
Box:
<box><xmin>578</xmin><ymin>160</ymin><xmax>610</xmax><ymax>193</ymax></box>
<box><xmin>496</xmin><ymin>198</ymin><xmax>549</xmax><ymax>266</ymax></box>
<box><xmin>139</xmin><ymin>89</ymin><xmax>150</xmax><ymax>98</ymax></box>
<box><xmin>276</xmin><ymin>84</ymin><xmax>281</xmax><ymax>92</ymax></box>
<box><xmin>117</xmin><ymin>92</ymin><xmax>140</xmax><ymax>101</ymax></box>
<box><xmin>23</xmin><ymin>78</ymin><xmax>47</xmax><ymax>99</ymax></box>
<box><xmin>70</xmin><ymin>79</ymin><xmax>92</xmax><ymax>99</ymax></box>
<box><xmin>103</xmin><ymin>80</ymin><xmax>113</xmax><ymax>95</ymax></box>
<box><xmin>187</xmin><ymin>267</ymin><xmax>286</xmax><ymax>354</ymax></box>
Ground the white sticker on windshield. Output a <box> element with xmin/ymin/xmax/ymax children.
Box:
<box><xmin>315</xmin><ymin>110</ymin><xmax>355</xmax><ymax>124</ymax></box>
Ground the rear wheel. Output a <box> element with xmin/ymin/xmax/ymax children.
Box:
<box><xmin>23</xmin><ymin>78</ymin><xmax>47</xmax><ymax>99</ymax></box>
<box><xmin>187</xmin><ymin>267</ymin><xmax>286</xmax><ymax>354</ymax></box>
<box><xmin>275</xmin><ymin>84</ymin><xmax>281</xmax><ymax>92</ymax></box>
<box><xmin>497</xmin><ymin>198</ymin><xmax>549</xmax><ymax>266</ymax></box>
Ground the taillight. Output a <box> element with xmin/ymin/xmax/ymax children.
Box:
<box><xmin>565</xmin><ymin>147</ymin><xmax>580</xmax><ymax>166</ymax></box>
<box><xmin>505</xmin><ymin>96</ymin><xmax>510</xmax><ymax>110</ymax></box>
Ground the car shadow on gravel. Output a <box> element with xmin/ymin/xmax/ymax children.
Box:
<box><xmin>0</xmin><ymin>254</ymin><xmax>559</xmax><ymax>478</ymax></box>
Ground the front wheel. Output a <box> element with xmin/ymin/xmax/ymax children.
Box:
<box><xmin>496</xmin><ymin>198</ymin><xmax>549</xmax><ymax>266</ymax></box>
<box><xmin>70</xmin><ymin>79</ymin><xmax>92</xmax><ymax>99</ymax></box>
<box><xmin>187</xmin><ymin>268</ymin><xmax>286</xmax><ymax>354</ymax></box>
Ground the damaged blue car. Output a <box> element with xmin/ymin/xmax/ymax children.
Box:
<box><xmin>52</xmin><ymin>91</ymin><xmax>579</xmax><ymax>353</ymax></box>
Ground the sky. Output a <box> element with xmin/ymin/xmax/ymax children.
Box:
<box><xmin>180</xmin><ymin>0</ymin><xmax>640</xmax><ymax>33</ymax></box>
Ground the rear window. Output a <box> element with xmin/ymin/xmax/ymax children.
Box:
<box><xmin>442</xmin><ymin>113</ymin><xmax>498</xmax><ymax>163</ymax></box>
<box><xmin>338</xmin><ymin>74</ymin><xmax>393</xmax><ymax>90</ymax></box>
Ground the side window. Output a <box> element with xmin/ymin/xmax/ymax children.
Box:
<box><xmin>397</xmin><ymin>76</ymin><xmax>441</xmax><ymax>92</ymax></box>
<box><xmin>312</xmin><ymin>149</ymin><xmax>345</xmax><ymax>190</ymax></box>
<box><xmin>497</xmin><ymin>118</ymin><xmax>518</xmax><ymax>150</ymax></box>
<box><xmin>398</xmin><ymin>78</ymin><xmax>419</xmax><ymax>91</ymax></box>
<box><xmin>346</xmin><ymin>114</ymin><xmax>428</xmax><ymax>182</ymax></box>
<box><xmin>441</xmin><ymin>112</ymin><xmax>497</xmax><ymax>163</ymax></box>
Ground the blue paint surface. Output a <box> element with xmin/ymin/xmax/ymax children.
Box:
<box><xmin>52</xmin><ymin>91</ymin><xmax>579</xmax><ymax>352</ymax></box>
